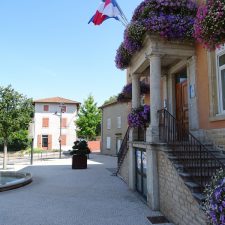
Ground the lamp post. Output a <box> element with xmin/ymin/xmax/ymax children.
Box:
<box><xmin>28</xmin><ymin>118</ymin><xmax>35</xmax><ymax>165</ymax></box>
<box><xmin>55</xmin><ymin>103</ymin><xmax>64</xmax><ymax>159</ymax></box>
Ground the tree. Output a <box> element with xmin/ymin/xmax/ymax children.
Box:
<box><xmin>76</xmin><ymin>95</ymin><xmax>101</xmax><ymax>141</ymax></box>
<box><xmin>0</xmin><ymin>85</ymin><xmax>34</xmax><ymax>169</ymax></box>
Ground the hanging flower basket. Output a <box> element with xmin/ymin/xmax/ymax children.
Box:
<box><xmin>128</xmin><ymin>105</ymin><xmax>150</xmax><ymax>128</ymax></box>
<box><xmin>204</xmin><ymin>169</ymin><xmax>225</xmax><ymax>224</ymax></box>
<box><xmin>194</xmin><ymin>0</ymin><xmax>225</xmax><ymax>49</ymax></box>
<box><xmin>117</xmin><ymin>82</ymin><xmax>150</xmax><ymax>103</ymax></box>
<box><xmin>115</xmin><ymin>0</ymin><xmax>197</xmax><ymax>69</ymax></box>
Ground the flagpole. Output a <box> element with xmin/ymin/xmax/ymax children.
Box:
<box><xmin>114</xmin><ymin>0</ymin><xmax>129</xmax><ymax>25</ymax></box>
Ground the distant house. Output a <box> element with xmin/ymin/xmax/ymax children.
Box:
<box><xmin>100</xmin><ymin>100</ymin><xmax>129</xmax><ymax>156</ymax></box>
<box><xmin>33</xmin><ymin>97</ymin><xmax>80</xmax><ymax>151</ymax></box>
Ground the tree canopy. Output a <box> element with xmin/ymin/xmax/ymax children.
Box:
<box><xmin>76</xmin><ymin>95</ymin><xmax>101</xmax><ymax>141</ymax></box>
<box><xmin>0</xmin><ymin>85</ymin><xmax>34</xmax><ymax>169</ymax></box>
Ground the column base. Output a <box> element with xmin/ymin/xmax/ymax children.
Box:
<box><xmin>146</xmin><ymin>125</ymin><xmax>160</xmax><ymax>143</ymax></box>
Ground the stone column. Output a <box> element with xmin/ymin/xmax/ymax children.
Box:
<box><xmin>146</xmin><ymin>54</ymin><xmax>161</xmax><ymax>210</ymax></box>
<box><xmin>128</xmin><ymin>128</ymin><xmax>136</xmax><ymax>190</ymax></box>
<box><xmin>146</xmin><ymin>145</ymin><xmax>159</xmax><ymax>210</ymax></box>
<box><xmin>132</xmin><ymin>74</ymin><xmax>141</xmax><ymax>108</ymax></box>
<box><xmin>147</xmin><ymin>54</ymin><xmax>162</xmax><ymax>142</ymax></box>
<box><xmin>128</xmin><ymin>74</ymin><xmax>141</xmax><ymax>190</ymax></box>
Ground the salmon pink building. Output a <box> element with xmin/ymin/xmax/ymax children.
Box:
<box><xmin>33</xmin><ymin>97</ymin><xmax>80</xmax><ymax>151</ymax></box>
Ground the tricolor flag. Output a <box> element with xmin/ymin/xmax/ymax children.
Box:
<box><xmin>88</xmin><ymin>0</ymin><xmax>128</xmax><ymax>26</ymax></box>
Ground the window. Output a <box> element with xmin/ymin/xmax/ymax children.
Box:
<box><xmin>107</xmin><ymin>118</ymin><xmax>111</xmax><ymax>130</ymax></box>
<box><xmin>43</xmin><ymin>105</ymin><xmax>49</xmax><ymax>112</ymax></box>
<box><xmin>61</xmin><ymin>118</ymin><xmax>67</xmax><ymax>128</ymax></box>
<box><xmin>117</xmin><ymin>116</ymin><xmax>121</xmax><ymax>129</ymax></box>
<box><xmin>216</xmin><ymin>45</ymin><xmax>225</xmax><ymax>114</ymax></box>
<box><xmin>61</xmin><ymin>106</ymin><xmax>67</xmax><ymax>113</ymax></box>
<box><xmin>106</xmin><ymin>137</ymin><xmax>111</xmax><ymax>149</ymax></box>
<box><xmin>42</xmin><ymin>118</ymin><xmax>49</xmax><ymax>128</ymax></box>
<box><xmin>42</xmin><ymin>135</ymin><xmax>48</xmax><ymax>148</ymax></box>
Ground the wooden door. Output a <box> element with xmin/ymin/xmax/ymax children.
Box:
<box><xmin>176</xmin><ymin>80</ymin><xmax>189</xmax><ymax>130</ymax></box>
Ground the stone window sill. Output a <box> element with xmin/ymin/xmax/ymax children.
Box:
<box><xmin>209</xmin><ymin>114</ymin><xmax>225</xmax><ymax>122</ymax></box>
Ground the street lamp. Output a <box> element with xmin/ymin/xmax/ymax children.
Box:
<box><xmin>55</xmin><ymin>103</ymin><xmax>64</xmax><ymax>159</ymax></box>
<box><xmin>28</xmin><ymin>118</ymin><xmax>35</xmax><ymax>165</ymax></box>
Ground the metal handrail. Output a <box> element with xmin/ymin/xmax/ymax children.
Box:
<box><xmin>116</xmin><ymin>127</ymin><xmax>130</xmax><ymax>175</ymax></box>
<box><xmin>158</xmin><ymin>109</ymin><xmax>225</xmax><ymax>189</ymax></box>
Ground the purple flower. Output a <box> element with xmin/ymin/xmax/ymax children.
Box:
<box><xmin>115</xmin><ymin>0</ymin><xmax>197</xmax><ymax>69</ymax></box>
<box><xmin>128</xmin><ymin>105</ymin><xmax>150</xmax><ymax>128</ymax></box>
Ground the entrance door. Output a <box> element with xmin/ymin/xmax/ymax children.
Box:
<box><xmin>135</xmin><ymin>148</ymin><xmax>147</xmax><ymax>199</ymax></box>
<box><xmin>176</xmin><ymin>80</ymin><xmax>189</xmax><ymax>130</ymax></box>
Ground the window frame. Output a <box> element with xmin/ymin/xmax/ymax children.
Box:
<box><xmin>216</xmin><ymin>46</ymin><xmax>225</xmax><ymax>114</ymax></box>
<box><xmin>42</xmin><ymin>135</ymin><xmax>48</xmax><ymax>148</ymax></box>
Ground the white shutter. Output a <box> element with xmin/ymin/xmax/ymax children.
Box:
<box><xmin>117</xmin><ymin>116</ymin><xmax>121</xmax><ymax>128</ymax></box>
<box><xmin>107</xmin><ymin>118</ymin><xmax>111</xmax><ymax>130</ymax></box>
<box><xmin>106</xmin><ymin>137</ymin><xmax>111</xmax><ymax>149</ymax></box>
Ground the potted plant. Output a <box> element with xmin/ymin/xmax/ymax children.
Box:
<box><xmin>70</xmin><ymin>140</ymin><xmax>90</xmax><ymax>169</ymax></box>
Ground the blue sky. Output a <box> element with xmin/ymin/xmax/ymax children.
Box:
<box><xmin>0</xmin><ymin>0</ymin><xmax>141</xmax><ymax>106</ymax></box>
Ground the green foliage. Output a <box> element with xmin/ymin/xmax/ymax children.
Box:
<box><xmin>0</xmin><ymin>85</ymin><xmax>34</xmax><ymax>168</ymax></box>
<box><xmin>76</xmin><ymin>95</ymin><xmax>101</xmax><ymax>140</ymax></box>
<box><xmin>70</xmin><ymin>140</ymin><xmax>91</xmax><ymax>155</ymax></box>
<box><xmin>0</xmin><ymin>85</ymin><xmax>34</xmax><ymax>141</ymax></box>
<box><xmin>0</xmin><ymin>130</ymin><xmax>30</xmax><ymax>151</ymax></box>
<box><xmin>103</xmin><ymin>95</ymin><xmax>117</xmax><ymax>105</ymax></box>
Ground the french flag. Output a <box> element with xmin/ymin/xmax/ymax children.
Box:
<box><xmin>88</xmin><ymin>0</ymin><xmax>123</xmax><ymax>26</ymax></box>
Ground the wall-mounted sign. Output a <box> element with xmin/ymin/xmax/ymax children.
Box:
<box><xmin>190</xmin><ymin>84</ymin><xmax>195</xmax><ymax>98</ymax></box>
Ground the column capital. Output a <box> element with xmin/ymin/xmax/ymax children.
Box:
<box><xmin>131</xmin><ymin>73</ymin><xmax>143</xmax><ymax>79</ymax></box>
<box><xmin>145</xmin><ymin>52</ymin><xmax>163</xmax><ymax>60</ymax></box>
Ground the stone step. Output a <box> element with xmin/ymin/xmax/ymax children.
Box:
<box><xmin>184</xmin><ymin>181</ymin><xmax>202</xmax><ymax>193</ymax></box>
<box><xmin>192</xmin><ymin>193</ymin><xmax>206</xmax><ymax>203</ymax></box>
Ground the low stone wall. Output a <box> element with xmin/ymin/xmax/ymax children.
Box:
<box><xmin>204</xmin><ymin>128</ymin><xmax>225</xmax><ymax>150</ymax></box>
<box><xmin>88</xmin><ymin>141</ymin><xmax>100</xmax><ymax>153</ymax></box>
<box><xmin>118</xmin><ymin>152</ymin><xmax>129</xmax><ymax>184</ymax></box>
<box><xmin>158</xmin><ymin>151</ymin><xmax>207</xmax><ymax>225</ymax></box>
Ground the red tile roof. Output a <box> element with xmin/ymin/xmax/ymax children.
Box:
<box><xmin>34</xmin><ymin>97</ymin><xmax>80</xmax><ymax>105</ymax></box>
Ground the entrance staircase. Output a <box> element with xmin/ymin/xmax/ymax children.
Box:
<box><xmin>158</xmin><ymin>109</ymin><xmax>225</xmax><ymax>202</ymax></box>
<box><xmin>115</xmin><ymin>127</ymin><xmax>130</xmax><ymax>176</ymax></box>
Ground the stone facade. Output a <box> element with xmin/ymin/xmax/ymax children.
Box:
<box><xmin>158</xmin><ymin>151</ymin><xmax>207</xmax><ymax>225</ymax></box>
<box><xmin>204</xmin><ymin>128</ymin><xmax>225</xmax><ymax>150</ymax></box>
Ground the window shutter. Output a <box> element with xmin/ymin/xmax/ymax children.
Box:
<box><xmin>117</xmin><ymin>116</ymin><xmax>121</xmax><ymax>128</ymax></box>
<box><xmin>106</xmin><ymin>137</ymin><xmax>111</xmax><ymax>149</ymax></box>
<box><xmin>61</xmin><ymin>135</ymin><xmax>67</xmax><ymax>146</ymax></box>
<box><xmin>42</xmin><ymin>118</ymin><xmax>49</xmax><ymax>128</ymax></box>
<box><xmin>107</xmin><ymin>118</ymin><xmax>111</xmax><ymax>130</ymax></box>
<box><xmin>48</xmin><ymin>135</ymin><xmax>52</xmax><ymax>150</ymax></box>
<box><xmin>62</xmin><ymin>118</ymin><xmax>67</xmax><ymax>128</ymax></box>
<box><xmin>37</xmin><ymin>135</ymin><xmax>42</xmax><ymax>148</ymax></box>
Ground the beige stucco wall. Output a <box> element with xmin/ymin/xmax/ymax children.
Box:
<box><xmin>101</xmin><ymin>102</ymin><xmax>129</xmax><ymax>156</ymax></box>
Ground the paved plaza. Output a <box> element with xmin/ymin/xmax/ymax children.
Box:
<box><xmin>0</xmin><ymin>154</ymin><xmax>170</xmax><ymax>225</ymax></box>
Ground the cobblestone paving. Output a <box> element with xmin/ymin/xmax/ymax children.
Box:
<box><xmin>0</xmin><ymin>154</ymin><xmax>169</xmax><ymax>225</ymax></box>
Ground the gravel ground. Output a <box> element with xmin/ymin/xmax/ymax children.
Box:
<box><xmin>0</xmin><ymin>154</ymin><xmax>172</xmax><ymax>225</ymax></box>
